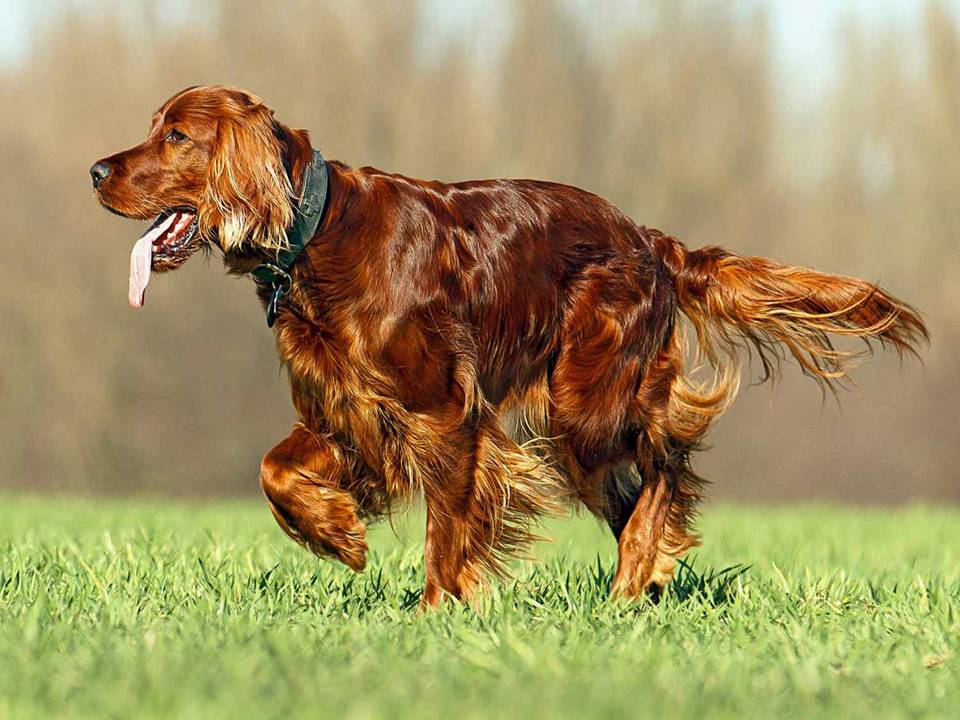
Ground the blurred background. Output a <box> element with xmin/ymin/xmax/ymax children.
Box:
<box><xmin>0</xmin><ymin>0</ymin><xmax>956</xmax><ymax>502</ymax></box>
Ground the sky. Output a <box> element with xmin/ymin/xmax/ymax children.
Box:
<box><xmin>2</xmin><ymin>0</ymin><xmax>958</xmax><ymax>79</ymax></box>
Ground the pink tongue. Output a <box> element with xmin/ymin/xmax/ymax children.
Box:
<box><xmin>128</xmin><ymin>212</ymin><xmax>177</xmax><ymax>308</ymax></box>
<box><xmin>128</xmin><ymin>234</ymin><xmax>152</xmax><ymax>308</ymax></box>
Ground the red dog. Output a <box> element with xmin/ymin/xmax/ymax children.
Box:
<box><xmin>92</xmin><ymin>86</ymin><xmax>926</xmax><ymax>606</ymax></box>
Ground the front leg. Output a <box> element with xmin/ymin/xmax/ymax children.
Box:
<box><xmin>259</xmin><ymin>423</ymin><xmax>368</xmax><ymax>571</ymax></box>
<box><xmin>421</xmin><ymin>421</ymin><xmax>565</xmax><ymax>608</ymax></box>
<box><xmin>422</xmin><ymin>495</ymin><xmax>490</xmax><ymax>607</ymax></box>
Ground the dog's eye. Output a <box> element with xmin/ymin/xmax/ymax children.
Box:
<box><xmin>165</xmin><ymin>129</ymin><xmax>188</xmax><ymax>144</ymax></box>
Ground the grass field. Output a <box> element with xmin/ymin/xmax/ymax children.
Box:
<box><xmin>0</xmin><ymin>497</ymin><xmax>957</xmax><ymax>719</ymax></box>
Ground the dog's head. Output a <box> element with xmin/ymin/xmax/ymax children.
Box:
<box><xmin>91</xmin><ymin>85</ymin><xmax>311</xmax><ymax>304</ymax></box>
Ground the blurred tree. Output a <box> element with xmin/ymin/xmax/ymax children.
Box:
<box><xmin>0</xmin><ymin>0</ymin><xmax>954</xmax><ymax>500</ymax></box>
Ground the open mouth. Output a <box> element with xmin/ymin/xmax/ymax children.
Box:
<box><xmin>148</xmin><ymin>207</ymin><xmax>199</xmax><ymax>256</ymax></box>
<box><xmin>128</xmin><ymin>207</ymin><xmax>200</xmax><ymax>308</ymax></box>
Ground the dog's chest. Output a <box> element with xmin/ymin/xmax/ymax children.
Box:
<box><xmin>273</xmin><ymin>309</ymin><xmax>408</xmax><ymax>435</ymax></box>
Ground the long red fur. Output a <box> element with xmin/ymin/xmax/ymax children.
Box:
<box><xmin>93</xmin><ymin>86</ymin><xmax>928</xmax><ymax>605</ymax></box>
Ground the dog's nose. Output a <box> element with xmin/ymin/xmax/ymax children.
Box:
<box><xmin>89</xmin><ymin>162</ymin><xmax>112</xmax><ymax>188</ymax></box>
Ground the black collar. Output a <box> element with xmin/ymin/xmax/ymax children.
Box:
<box><xmin>251</xmin><ymin>149</ymin><xmax>329</xmax><ymax>327</ymax></box>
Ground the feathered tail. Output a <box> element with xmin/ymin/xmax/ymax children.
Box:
<box><xmin>652</xmin><ymin>231</ymin><xmax>928</xmax><ymax>419</ymax></box>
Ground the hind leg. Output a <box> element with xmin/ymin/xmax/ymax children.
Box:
<box><xmin>609</xmin><ymin>348</ymin><xmax>710</xmax><ymax>598</ymax></box>
<box><xmin>609</xmin><ymin>461</ymin><xmax>702</xmax><ymax>598</ymax></box>
<box><xmin>609</xmin><ymin>468</ymin><xmax>672</xmax><ymax>597</ymax></box>
<box><xmin>549</xmin><ymin>264</ymin><xmax>717</xmax><ymax>599</ymax></box>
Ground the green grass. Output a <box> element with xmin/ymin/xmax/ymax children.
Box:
<box><xmin>0</xmin><ymin>497</ymin><xmax>957</xmax><ymax>720</ymax></box>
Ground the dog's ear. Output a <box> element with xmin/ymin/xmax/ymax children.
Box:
<box><xmin>271</xmin><ymin>119</ymin><xmax>313</xmax><ymax>196</ymax></box>
<box><xmin>200</xmin><ymin>95</ymin><xmax>294</xmax><ymax>254</ymax></box>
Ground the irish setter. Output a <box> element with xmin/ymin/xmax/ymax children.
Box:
<box><xmin>91</xmin><ymin>86</ymin><xmax>926</xmax><ymax>606</ymax></box>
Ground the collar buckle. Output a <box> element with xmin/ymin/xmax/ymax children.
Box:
<box><xmin>259</xmin><ymin>264</ymin><xmax>292</xmax><ymax>328</ymax></box>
